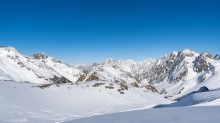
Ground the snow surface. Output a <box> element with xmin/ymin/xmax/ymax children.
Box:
<box><xmin>65</xmin><ymin>84</ymin><xmax>220</xmax><ymax>123</ymax></box>
<box><xmin>65</xmin><ymin>106</ymin><xmax>220</xmax><ymax>123</ymax></box>
<box><xmin>167</xmin><ymin>88</ymin><xmax>220</xmax><ymax>107</ymax></box>
<box><xmin>0</xmin><ymin>81</ymin><xmax>171</xmax><ymax>123</ymax></box>
<box><xmin>2</xmin><ymin>80</ymin><xmax>220</xmax><ymax>123</ymax></box>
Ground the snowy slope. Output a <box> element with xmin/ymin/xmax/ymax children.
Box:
<box><xmin>65</xmin><ymin>106</ymin><xmax>220</xmax><ymax>123</ymax></box>
<box><xmin>167</xmin><ymin>88</ymin><xmax>220</xmax><ymax>107</ymax></box>
<box><xmin>65</xmin><ymin>85</ymin><xmax>220</xmax><ymax>123</ymax></box>
<box><xmin>0</xmin><ymin>81</ymin><xmax>171</xmax><ymax>123</ymax></box>
<box><xmin>2</xmin><ymin>80</ymin><xmax>220</xmax><ymax>123</ymax></box>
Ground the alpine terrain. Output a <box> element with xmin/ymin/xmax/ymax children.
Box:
<box><xmin>1</xmin><ymin>46</ymin><xmax>220</xmax><ymax>123</ymax></box>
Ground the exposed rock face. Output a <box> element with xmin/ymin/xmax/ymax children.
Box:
<box><xmin>17</xmin><ymin>61</ymin><xmax>25</xmax><ymax>68</ymax></box>
<box><xmin>105</xmin><ymin>86</ymin><xmax>114</xmax><ymax>89</ymax></box>
<box><xmin>31</xmin><ymin>52</ymin><xmax>49</xmax><ymax>59</ymax></box>
<box><xmin>130</xmin><ymin>82</ymin><xmax>139</xmax><ymax>88</ymax></box>
<box><xmin>50</xmin><ymin>76</ymin><xmax>71</xmax><ymax>84</ymax></box>
<box><xmin>76</xmin><ymin>75</ymin><xmax>87</xmax><ymax>82</ymax></box>
<box><xmin>168</xmin><ymin>67</ymin><xmax>188</xmax><ymax>84</ymax></box>
<box><xmin>85</xmin><ymin>72</ymin><xmax>99</xmax><ymax>81</ymax></box>
<box><xmin>193</xmin><ymin>52</ymin><xmax>213</xmax><ymax>73</ymax></box>
<box><xmin>143</xmin><ymin>52</ymin><xmax>178</xmax><ymax>84</ymax></box>
<box><xmin>145</xmin><ymin>49</ymin><xmax>196</xmax><ymax>85</ymax></box>
<box><xmin>92</xmin><ymin>83</ymin><xmax>105</xmax><ymax>87</ymax></box>
<box><xmin>145</xmin><ymin>85</ymin><xmax>158</xmax><ymax>93</ymax></box>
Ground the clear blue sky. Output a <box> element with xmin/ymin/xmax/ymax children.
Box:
<box><xmin>0</xmin><ymin>0</ymin><xmax>219</xmax><ymax>64</ymax></box>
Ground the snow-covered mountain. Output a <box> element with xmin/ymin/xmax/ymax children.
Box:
<box><xmin>75</xmin><ymin>48</ymin><xmax>220</xmax><ymax>99</ymax></box>
<box><xmin>1</xmin><ymin>46</ymin><xmax>220</xmax><ymax>98</ymax></box>
<box><xmin>0</xmin><ymin>46</ymin><xmax>82</xmax><ymax>84</ymax></box>
<box><xmin>147</xmin><ymin>49</ymin><xmax>220</xmax><ymax>99</ymax></box>
<box><xmin>1</xmin><ymin>46</ymin><xmax>220</xmax><ymax>123</ymax></box>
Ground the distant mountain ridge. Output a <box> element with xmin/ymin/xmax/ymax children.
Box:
<box><xmin>0</xmin><ymin>46</ymin><xmax>220</xmax><ymax>98</ymax></box>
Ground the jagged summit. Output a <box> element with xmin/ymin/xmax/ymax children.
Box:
<box><xmin>162</xmin><ymin>49</ymin><xmax>197</xmax><ymax>59</ymax></box>
<box><xmin>31</xmin><ymin>52</ymin><xmax>49</xmax><ymax>59</ymax></box>
<box><xmin>199</xmin><ymin>51</ymin><xmax>213</xmax><ymax>59</ymax></box>
<box><xmin>180</xmin><ymin>48</ymin><xmax>194</xmax><ymax>53</ymax></box>
<box><xmin>177</xmin><ymin>48</ymin><xmax>198</xmax><ymax>58</ymax></box>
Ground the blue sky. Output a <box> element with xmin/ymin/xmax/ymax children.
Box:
<box><xmin>0</xmin><ymin>0</ymin><xmax>219</xmax><ymax>64</ymax></box>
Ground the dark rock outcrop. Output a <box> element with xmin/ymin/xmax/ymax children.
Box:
<box><xmin>50</xmin><ymin>76</ymin><xmax>71</xmax><ymax>84</ymax></box>
<box><xmin>32</xmin><ymin>52</ymin><xmax>49</xmax><ymax>59</ymax></box>
<box><xmin>198</xmin><ymin>86</ymin><xmax>209</xmax><ymax>92</ymax></box>
<box><xmin>193</xmin><ymin>52</ymin><xmax>213</xmax><ymax>73</ymax></box>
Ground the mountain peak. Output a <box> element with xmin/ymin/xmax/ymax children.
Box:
<box><xmin>214</xmin><ymin>54</ymin><xmax>220</xmax><ymax>60</ymax></box>
<box><xmin>31</xmin><ymin>52</ymin><xmax>49</xmax><ymax>59</ymax></box>
<box><xmin>180</xmin><ymin>48</ymin><xmax>195</xmax><ymax>54</ymax></box>
<box><xmin>108</xmin><ymin>57</ymin><xmax>113</xmax><ymax>61</ymax></box>
<box><xmin>199</xmin><ymin>51</ymin><xmax>213</xmax><ymax>59</ymax></box>
<box><xmin>103</xmin><ymin>58</ymin><xmax>115</xmax><ymax>62</ymax></box>
<box><xmin>0</xmin><ymin>46</ymin><xmax>23</xmax><ymax>57</ymax></box>
<box><xmin>0</xmin><ymin>46</ymin><xmax>17</xmax><ymax>52</ymax></box>
<box><xmin>176</xmin><ymin>48</ymin><xmax>198</xmax><ymax>58</ymax></box>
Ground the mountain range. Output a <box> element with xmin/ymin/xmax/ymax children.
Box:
<box><xmin>1</xmin><ymin>46</ymin><xmax>220</xmax><ymax>99</ymax></box>
<box><xmin>1</xmin><ymin>46</ymin><xmax>220</xmax><ymax>122</ymax></box>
